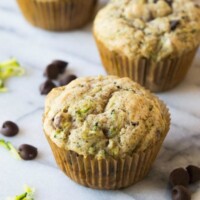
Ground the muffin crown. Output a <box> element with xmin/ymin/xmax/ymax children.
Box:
<box><xmin>44</xmin><ymin>76</ymin><xmax>169</xmax><ymax>159</ymax></box>
<box><xmin>94</xmin><ymin>0</ymin><xmax>200</xmax><ymax>61</ymax></box>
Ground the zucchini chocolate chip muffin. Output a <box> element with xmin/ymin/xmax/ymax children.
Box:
<box><xmin>43</xmin><ymin>75</ymin><xmax>170</xmax><ymax>189</ymax></box>
<box><xmin>94</xmin><ymin>0</ymin><xmax>200</xmax><ymax>92</ymax></box>
<box><xmin>17</xmin><ymin>0</ymin><xmax>98</xmax><ymax>31</ymax></box>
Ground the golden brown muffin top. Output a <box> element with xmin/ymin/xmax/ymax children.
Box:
<box><xmin>43</xmin><ymin>76</ymin><xmax>169</xmax><ymax>159</ymax></box>
<box><xmin>94</xmin><ymin>0</ymin><xmax>200</xmax><ymax>61</ymax></box>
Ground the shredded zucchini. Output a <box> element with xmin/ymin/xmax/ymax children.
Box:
<box><xmin>0</xmin><ymin>58</ymin><xmax>25</xmax><ymax>92</ymax></box>
<box><xmin>7</xmin><ymin>185</ymin><xmax>35</xmax><ymax>200</ymax></box>
<box><xmin>0</xmin><ymin>139</ymin><xmax>21</xmax><ymax>160</ymax></box>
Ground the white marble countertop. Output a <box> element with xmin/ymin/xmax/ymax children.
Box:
<box><xmin>0</xmin><ymin>0</ymin><xmax>200</xmax><ymax>199</ymax></box>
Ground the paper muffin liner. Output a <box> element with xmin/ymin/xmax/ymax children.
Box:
<box><xmin>17</xmin><ymin>0</ymin><xmax>98</xmax><ymax>31</ymax></box>
<box><xmin>94</xmin><ymin>37</ymin><xmax>198</xmax><ymax>92</ymax></box>
<box><xmin>45</xmin><ymin>100</ymin><xmax>170</xmax><ymax>190</ymax></box>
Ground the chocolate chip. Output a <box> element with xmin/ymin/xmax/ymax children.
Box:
<box><xmin>102</xmin><ymin>128</ymin><xmax>109</xmax><ymax>138</ymax></box>
<box><xmin>186</xmin><ymin>165</ymin><xmax>200</xmax><ymax>184</ymax></box>
<box><xmin>170</xmin><ymin>20</ymin><xmax>180</xmax><ymax>31</ymax></box>
<box><xmin>54</xmin><ymin>60</ymin><xmax>68</xmax><ymax>74</ymax></box>
<box><xmin>0</xmin><ymin>121</ymin><xmax>19</xmax><ymax>137</ymax></box>
<box><xmin>19</xmin><ymin>144</ymin><xmax>38</xmax><ymax>160</ymax></box>
<box><xmin>59</xmin><ymin>74</ymin><xmax>77</xmax><ymax>86</ymax></box>
<box><xmin>149</xmin><ymin>105</ymin><xmax>153</xmax><ymax>111</ymax></box>
<box><xmin>172</xmin><ymin>185</ymin><xmax>191</xmax><ymax>200</ymax></box>
<box><xmin>195</xmin><ymin>4</ymin><xmax>200</xmax><ymax>8</ymax></box>
<box><xmin>169</xmin><ymin>168</ymin><xmax>190</xmax><ymax>187</ymax></box>
<box><xmin>154</xmin><ymin>0</ymin><xmax>159</xmax><ymax>3</ymax></box>
<box><xmin>40</xmin><ymin>80</ymin><xmax>56</xmax><ymax>95</ymax></box>
<box><xmin>165</xmin><ymin>0</ymin><xmax>173</xmax><ymax>6</ymax></box>
<box><xmin>44</xmin><ymin>60</ymin><xmax>68</xmax><ymax>79</ymax></box>
<box><xmin>131</xmin><ymin>122</ymin><xmax>139</xmax><ymax>126</ymax></box>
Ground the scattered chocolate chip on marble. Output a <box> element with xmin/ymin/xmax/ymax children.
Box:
<box><xmin>18</xmin><ymin>144</ymin><xmax>38</xmax><ymax>160</ymax></box>
<box><xmin>170</xmin><ymin>20</ymin><xmax>180</xmax><ymax>31</ymax></box>
<box><xmin>169</xmin><ymin>168</ymin><xmax>190</xmax><ymax>187</ymax></box>
<box><xmin>186</xmin><ymin>165</ymin><xmax>200</xmax><ymax>184</ymax></box>
<box><xmin>40</xmin><ymin>80</ymin><xmax>56</xmax><ymax>95</ymax></box>
<box><xmin>59</xmin><ymin>74</ymin><xmax>77</xmax><ymax>86</ymax></box>
<box><xmin>172</xmin><ymin>185</ymin><xmax>191</xmax><ymax>200</ymax></box>
<box><xmin>44</xmin><ymin>60</ymin><xmax>68</xmax><ymax>79</ymax></box>
<box><xmin>0</xmin><ymin>121</ymin><xmax>19</xmax><ymax>137</ymax></box>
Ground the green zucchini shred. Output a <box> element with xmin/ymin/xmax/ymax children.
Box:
<box><xmin>0</xmin><ymin>58</ymin><xmax>25</xmax><ymax>92</ymax></box>
<box><xmin>0</xmin><ymin>139</ymin><xmax>21</xmax><ymax>160</ymax></box>
<box><xmin>7</xmin><ymin>185</ymin><xmax>34</xmax><ymax>200</ymax></box>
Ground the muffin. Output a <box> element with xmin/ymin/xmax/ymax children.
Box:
<box><xmin>17</xmin><ymin>0</ymin><xmax>98</xmax><ymax>31</ymax></box>
<box><xmin>43</xmin><ymin>75</ymin><xmax>170</xmax><ymax>189</ymax></box>
<box><xmin>94</xmin><ymin>0</ymin><xmax>200</xmax><ymax>92</ymax></box>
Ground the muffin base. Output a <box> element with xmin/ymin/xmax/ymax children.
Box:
<box><xmin>45</xmin><ymin>100</ymin><xmax>170</xmax><ymax>190</ymax></box>
<box><xmin>95</xmin><ymin>37</ymin><xmax>198</xmax><ymax>92</ymax></box>
<box><xmin>46</xmin><ymin>135</ymin><xmax>163</xmax><ymax>189</ymax></box>
<box><xmin>17</xmin><ymin>0</ymin><xmax>98</xmax><ymax>31</ymax></box>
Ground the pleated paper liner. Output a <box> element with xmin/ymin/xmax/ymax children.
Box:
<box><xmin>17</xmin><ymin>0</ymin><xmax>98</xmax><ymax>31</ymax></box>
<box><xmin>94</xmin><ymin>37</ymin><xmax>198</xmax><ymax>92</ymax></box>
<box><xmin>45</xmin><ymin>101</ymin><xmax>170</xmax><ymax>190</ymax></box>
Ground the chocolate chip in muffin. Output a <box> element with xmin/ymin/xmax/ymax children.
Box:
<box><xmin>149</xmin><ymin>105</ymin><xmax>153</xmax><ymax>111</ymax></box>
<box><xmin>131</xmin><ymin>122</ymin><xmax>139</xmax><ymax>126</ymax></box>
<box><xmin>59</xmin><ymin>74</ymin><xmax>77</xmax><ymax>86</ymax></box>
<box><xmin>0</xmin><ymin>121</ymin><xmax>19</xmax><ymax>137</ymax></box>
<box><xmin>169</xmin><ymin>168</ymin><xmax>190</xmax><ymax>187</ymax></box>
<box><xmin>44</xmin><ymin>60</ymin><xmax>68</xmax><ymax>80</ymax></box>
<box><xmin>102</xmin><ymin>128</ymin><xmax>109</xmax><ymax>138</ymax></box>
<box><xmin>116</xmin><ymin>85</ymin><xmax>121</xmax><ymax>89</ymax></box>
<box><xmin>165</xmin><ymin>0</ymin><xmax>173</xmax><ymax>7</ymax></box>
<box><xmin>186</xmin><ymin>165</ymin><xmax>200</xmax><ymax>184</ymax></box>
<box><xmin>172</xmin><ymin>185</ymin><xmax>191</xmax><ymax>200</ymax></box>
<box><xmin>40</xmin><ymin>80</ymin><xmax>56</xmax><ymax>95</ymax></box>
<box><xmin>19</xmin><ymin>144</ymin><xmax>38</xmax><ymax>160</ymax></box>
<box><xmin>170</xmin><ymin>20</ymin><xmax>180</xmax><ymax>31</ymax></box>
<box><xmin>53</xmin><ymin>113</ymin><xmax>72</xmax><ymax>129</ymax></box>
<box><xmin>147</xmin><ymin>11</ymin><xmax>154</xmax><ymax>22</ymax></box>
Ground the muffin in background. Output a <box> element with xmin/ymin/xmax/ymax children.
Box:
<box><xmin>17</xmin><ymin>0</ymin><xmax>98</xmax><ymax>31</ymax></box>
<box><xmin>94</xmin><ymin>0</ymin><xmax>200</xmax><ymax>92</ymax></box>
<box><xmin>43</xmin><ymin>75</ymin><xmax>170</xmax><ymax>189</ymax></box>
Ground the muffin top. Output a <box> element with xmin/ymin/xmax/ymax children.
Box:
<box><xmin>43</xmin><ymin>76</ymin><xmax>169</xmax><ymax>159</ymax></box>
<box><xmin>94</xmin><ymin>0</ymin><xmax>200</xmax><ymax>61</ymax></box>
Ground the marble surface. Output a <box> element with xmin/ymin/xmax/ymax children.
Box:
<box><xmin>0</xmin><ymin>0</ymin><xmax>200</xmax><ymax>199</ymax></box>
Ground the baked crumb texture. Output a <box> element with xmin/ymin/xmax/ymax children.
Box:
<box><xmin>44</xmin><ymin>76</ymin><xmax>169</xmax><ymax>159</ymax></box>
<box><xmin>94</xmin><ymin>0</ymin><xmax>200</xmax><ymax>61</ymax></box>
